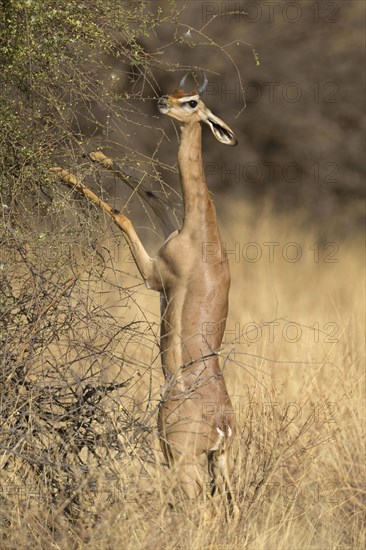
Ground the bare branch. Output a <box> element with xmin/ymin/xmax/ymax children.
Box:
<box><xmin>88</xmin><ymin>151</ymin><xmax>176</xmax><ymax>240</ymax></box>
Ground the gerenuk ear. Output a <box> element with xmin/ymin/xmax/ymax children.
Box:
<box><xmin>203</xmin><ymin>109</ymin><xmax>238</xmax><ymax>146</ymax></box>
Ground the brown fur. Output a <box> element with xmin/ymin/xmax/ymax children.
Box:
<box><xmin>53</xmin><ymin>84</ymin><xmax>239</xmax><ymax>515</ymax></box>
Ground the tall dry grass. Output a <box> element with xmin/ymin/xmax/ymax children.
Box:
<box><xmin>1</xmin><ymin>198</ymin><xmax>364</xmax><ymax>549</ymax></box>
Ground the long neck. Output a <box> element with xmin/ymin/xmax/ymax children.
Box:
<box><xmin>178</xmin><ymin>122</ymin><xmax>212</xmax><ymax>229</ymax></box>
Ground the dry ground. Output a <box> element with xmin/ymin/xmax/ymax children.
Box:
<box><xmin>1</xmin><ymin>198</ymin><xmax>365</xmax><ymax>549</ymax></box>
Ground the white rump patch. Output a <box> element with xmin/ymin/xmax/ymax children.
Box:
<box><xmin>209</xmin><ymin>427</ymin><xmax>225</xmax><ymax>451</ymax></box>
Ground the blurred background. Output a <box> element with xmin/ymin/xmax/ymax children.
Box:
<box><xmin>65</xmin><ymin>0</ymin><xmax>365</xmax><ymax>239</ymax></box>
<box><xmin>152</xmin><ymin>0</ymin><xmax>365</xmax><ymax>237</ymax></box>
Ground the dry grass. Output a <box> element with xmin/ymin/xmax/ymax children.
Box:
<box><xmin>1</xmin><ymin>198</ymin><xmax>365</xmax><ymax>549</ymax></box>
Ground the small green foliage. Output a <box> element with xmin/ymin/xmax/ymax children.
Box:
<box><xmin>0</xmin><ymin>0</ymin><xmax>175</xmax><ymax>94</ymax></box>
<box><xmin>0</xmin><ymin>0</ymin><xmax>179</xmax><ymax>235</ymax></box>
